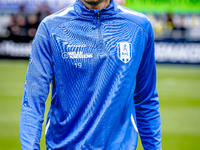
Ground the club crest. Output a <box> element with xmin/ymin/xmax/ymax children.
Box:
<box><xmin>117</xmin><ymin>42</ymin><xmax>132</xmax><ymax>63</ymax></box>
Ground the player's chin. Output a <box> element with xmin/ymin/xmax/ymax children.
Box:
<box><xmin>83</xmin><ymin>0</ymin><xmax>102</xmax><ymax>5</ymax></box>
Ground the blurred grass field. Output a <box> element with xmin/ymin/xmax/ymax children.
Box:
<box><xmin>0</xmin><ymin>59</ymin><xmax>200</xmax><ymax>150</ymax></box>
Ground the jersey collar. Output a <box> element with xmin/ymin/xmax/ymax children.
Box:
<box><xmin>74</xmin><ymin>0</ymin><xmax>117</xmax><ymax>19</ymax></box>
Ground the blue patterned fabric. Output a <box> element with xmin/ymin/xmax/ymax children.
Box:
<box><xmin>20</xmin><ymin>0</ymin><xmax>161</xmax><ymax>149</ymax></box>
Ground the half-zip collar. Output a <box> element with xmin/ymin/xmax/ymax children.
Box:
<box><xmin>74</xmin><ymin>0</ymin><xmax>117</xmax><ymax>19</ymax></box>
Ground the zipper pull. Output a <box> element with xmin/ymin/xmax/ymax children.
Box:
<box><xmin>97</xmin><ymin>11</ymin><xmax>100</xmax><ymax>19</ymax></box>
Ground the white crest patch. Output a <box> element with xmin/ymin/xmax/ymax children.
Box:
<box><xmin>117</xmin><ymin>42</ymin><xmax>132</xmax><ymax>63</ymax></box>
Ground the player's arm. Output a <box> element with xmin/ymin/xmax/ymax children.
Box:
<box><xmin>134</xmin><ymin>24</ymin><xmax>162</xmax><ymax>150</ymax></box>
<box><xmin>20</xmin><ymin>21</ymin><xmax>53</xmax><ymax>150</ymax></box>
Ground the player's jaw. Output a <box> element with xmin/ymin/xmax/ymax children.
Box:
<box><xmin>82</xmin><ymin>0</ymin><xmax>103</xmax><ymax>6</ymax></box>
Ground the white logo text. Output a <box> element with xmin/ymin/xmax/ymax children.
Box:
<box><xmin>62</xmin><ymin>51</ymin><xmax>93</xmax><ymax>59</ymax></box>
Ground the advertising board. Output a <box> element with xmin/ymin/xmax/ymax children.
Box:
<box><xmin>126</xmin><ymin>0</ymin><xmax>200</xmax><ymax>13</ymax></box>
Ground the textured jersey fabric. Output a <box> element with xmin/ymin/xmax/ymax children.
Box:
<box><xmin>20</xmin><ymin>0</ymin><xmax>162</xmax><ymax>149</ymax></box>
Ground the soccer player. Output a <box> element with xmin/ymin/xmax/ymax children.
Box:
<box><xmin>20</xmin><ymin>0</ymin><xmax>162</xmax><ymax>149</ymax></box>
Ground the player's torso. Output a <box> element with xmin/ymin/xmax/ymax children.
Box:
<box><xmin>46</xmin><ymin>13</ymin><xmax>147</xmax><ymax>149</ymax></box>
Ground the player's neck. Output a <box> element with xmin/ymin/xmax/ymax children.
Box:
<box><xmin>80</xmin><ymin>0</ymin><xmax>110</xmax><ymax>10</ymax></box>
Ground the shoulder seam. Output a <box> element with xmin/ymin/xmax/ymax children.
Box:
<box><xmin>116</xmin><ymin>5</ymin><xmax>149</xmax><ymax>36</ymax></box>
<box><xmin>55</xmin><ymin>6</ymin><xmax>74</xmax><ymax>17</ymax></box>
<box><xmin>43</xmin><ymin>6</ymin><xmax>74</xmax><ymax>21</ymax></box>
<box><xmin>117</xmin><ymin>5</ymin><xmax>148</xmax><ymax>20</ymax></box>
<box><xmin>117</xmin><ymin>14</ymin><xmax>148</xmax><ymax>37</ymax></box>
<box><xmin>43</xmin><ymin>6</ymin><xmax>75</xmax><ymax>36</ymax></box>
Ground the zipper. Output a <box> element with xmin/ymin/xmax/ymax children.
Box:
<box><xmin>97</xmin><ymin>11</ymin><xmax>100</xmax><ymax>19</ymax></box>
<box><xmin>96</xmin><ymin>11</ymin><xmax>104</xmax><ymax>57</ymax></box>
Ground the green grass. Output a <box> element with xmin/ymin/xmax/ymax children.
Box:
<box><xmin>0</xmin><ymin>59</ymin><xmax>200</xmax><ymax>150</ymax></box>
<box><xmin>156</xmin><ymin>65</ymin><xmax>200</xmax><ymax>150</ymax></box>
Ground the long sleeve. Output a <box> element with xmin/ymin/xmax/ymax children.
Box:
<box><xmin>134</xmin><ymin>25</ymin><xmax>162</xmax><ymax>149</ymax></box>
<box><xmin>20</xmin><ymin>21</ymin><xmax>53</xmax><ymax>150</ymax></box>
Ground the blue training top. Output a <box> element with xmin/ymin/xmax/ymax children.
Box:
<box><xmin>20</xmin><ymin>0</ymin><xmax>161</xmax><ymax>149</ymax></box>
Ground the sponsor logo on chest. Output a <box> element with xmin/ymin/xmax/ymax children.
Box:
<box><xmin>62</xmin><ymin>44</ymin><xmax>93</xmax><ymax>59</ymax></box>
<box><xmin>62</xmin><ymin>51</ymin><xmax>93</xmax><ymax>59</ymax></box>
